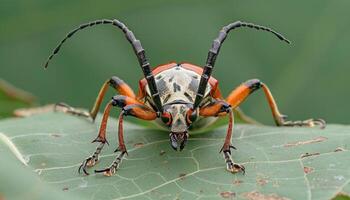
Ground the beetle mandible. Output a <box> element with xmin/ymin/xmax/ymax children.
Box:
<box><xmin>44</xmin><ymin>19</ymin><xmax>325</xmax><ymax>176</ymax></box>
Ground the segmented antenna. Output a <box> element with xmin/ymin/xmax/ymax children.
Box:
<box><xmin>193</xmin><ymin>21</ymin><xmax>290</xmax><ymax>109</ymax></box>
<box><xmin>44</xmin><ymin>19</ymin><xmax>163</xmax><ymax>113</ymax></box>
<box><xmin>45</xmin><ymin>19</ymin><xmax>111</xmax><ymax>69</ymax></box>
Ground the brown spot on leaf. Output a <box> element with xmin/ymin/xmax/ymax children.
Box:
<box><xmin>284</xmin><ymin>136</ymin><xmax>327</xmax><ymax>147</ymax></box>
<box><xmin>220</xmin><ymin>191</ymin><xmax>235</xmax><ymax>199</ymax></box>
<box><xmin>31</xmin><ymin>138</ymin><xmax>39</xmax><ymax>142</ymax></box>
<box><xmin>133</xmin><ymin>142</ymin><xmax>144</xmax><ymax>148</ymax></box>
<box><xmin>51</xmin><ymin>133</ymin><xmax>61</xmax><ymax>138</ymax></box>
<box><xmin>179</xmin><ymin>173</ymin><xmax>186</xmax><ymax>180</ymax></box>
<box><xmin>303</xmin><ymin>166</ymin><xmax>314</xmax><ymax>174</ymax></box>
<box><xmin>257</xmin><ymin>178</ymin><xmax>268</xmax><ymax>186</ymax></box>
<box><xmin>0</xmin><ymin>194</ymin><xmax>5</xmax><ymax>200</ymax></box>
<box><xmin>256</xmin><ymin>174</ymin><xmax>269</xmax><ymax>186</ymax></box>
<box><xmin>300</xmin><ymin>152</ymin><xmax>320</xmax><ymax>158</ymax></box>
<box><xmin>233</xmin><ymin>179</ymin><xmax>243</xmax><ymax>186</ymax></box>
<box><xmin>272</xmin><ymin>180</ymin><xmax>280</xmax><ymax>188</ymax></box>
<box><xmin>159</xmin><ymin>150</ymin><xmax>166</xmax><ymax>156</ymax></box>
<box><xmin>242</xmin><ymin>191</ymin><xmax>290</xmax><ymax>200</ymax></box>
<box><xmin>62</xmin><ymin>187</ymin><xmax>69</xmax><ymax>191</ymax></box>
<box><xmin>335</xmin><ymin>147</ymin><xmax>346</xmax><ymax>152</ymax></box>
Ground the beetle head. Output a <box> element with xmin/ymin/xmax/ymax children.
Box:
<box><xmin>161</xmin><ymin>103</ymin><xmax>198</xmax><ymax>151</ymax></box>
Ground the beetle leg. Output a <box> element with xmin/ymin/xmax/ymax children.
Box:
<box><xmin>78</xmin><ymin>102</ymin><xmax>114</xmax><ymax>175</ymax></box>
<box><xmin>220</xmin><ymin>108</ymin><xmax>245</xmax><ymax>173</ymax></box>
<box><xmin>95</xmin><ymin>151</ymin><xmax>127</xmax><ymax>177</ymax></box>
<box><xmin>200</xmin><ymin>101</ymin><xmax>245</xmax><ymax>174</ymax></box>
<box><xmin>80</xmin><ymin>96</ymin><xmax>156</xmax><ymax>176</ymax></box>
<box><xmin>78</xmin><ymin>142</ymin><xmax>105</xmax><ymax>175</ymax></box>
<box><xmin>89</xmin><ymin>76</ymin><xmax>136</xmax><ymax>120</ymax></box>
<box><xmin>222</xmin><ymin>149</ymin><xmax>245</xmax><ymax>174</ymax></box>
<box><xmin>226</xmin><ymin>79</ymin><xmax>326</xmax><ymax>128</ymax></box>
<box><xmin>197</xmin><ymin>97</ymin><xmax>258</xmax><ymax>124</ymax></box>
<box><xmin>95</xmin><ymin>112</ymin><xmax>127</xmax><ymax>176</ymax></box>
<box><xmin>55</xmin><ymin>102</ymin><xmax>91</xmax><ymax>118</ymax></box>
<box><xmin>55</xmin><ymin>76</ymin><xmax>136</xmax><ymax>121</ymax></box>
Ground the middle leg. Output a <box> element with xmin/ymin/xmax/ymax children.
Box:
<box><xmin>56</xmin><ymin>76</ymin><xmax>136</xmax><ymax>121</ymax></box>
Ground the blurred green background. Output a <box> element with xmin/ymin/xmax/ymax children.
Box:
<box><xmin>0</xmin><ymin>0</ymin><xmax>349</xmax><ymax>124</ymax></box>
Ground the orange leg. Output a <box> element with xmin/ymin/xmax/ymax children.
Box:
<box><xmin>199</xmin><ymin>99</ymin><xmax>230</xmax><ymax>117</ymax></box>
<box><xmin>56</xmin><ymin>76</ymin><xmax>136</xmax><ymax>121</ymax></box>
<box><xmin>93</xmin><ymin>95</ymin><xmax>156</xmax><ymax>147</ymax></box>
<box><xmin>226</xmin><ymin>79</ymin><xmax>325</xmax><ymax>128</ymax></box>
<box><xmin>198</xmin><ymin>79</ymin><xmax>325</xmax><ymax>175</ymax></box>
<box><xmin>95</xmin><ymin>103</ymin><xmax>158</xmax><ymax>176</ymax></box>
<box><xmin>79</xmin><ymin>95</ymin><xmax>156</xmax><ymax>176</ymax></box>
<box><xmin>199</xmin><ymin>100</ymin><xmax>245</xmax><ymax>174</ymax></box>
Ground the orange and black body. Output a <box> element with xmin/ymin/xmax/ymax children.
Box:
<box><xmin>45</xmin><ymin>19</ymin><xmax>325</xmax><ymax>176</ymax></box>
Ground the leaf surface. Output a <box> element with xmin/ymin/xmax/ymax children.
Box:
<box><xmin>0</xmin><ymin>112</ymin><xmax>349</xmax><ymax>200</ymax></box>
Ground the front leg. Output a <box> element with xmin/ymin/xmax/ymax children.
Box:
<box><xmin>94</xmin><ymin>111</ymin><xmax>127</xmax><ymax>176</ymax></box>
<box><xmin>78</xmin><ymin>101</ymin><xmax>113</xmax><ymax>175</ymax></box>
<box><xmin>95</xmin><ymin>103</ymin><xmax>157</xmax><ymax>176</ymax></box>
<box><xmin>200</xmin><ymin>101</ymin><xmax>245</xmax><ymax>174</ymax></box>
<box><xmin>79</xmin><ymin>95</ymin><xmax>156</xmax><ymax>176</ymax></box>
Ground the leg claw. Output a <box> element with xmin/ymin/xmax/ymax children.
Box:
<box><xmin>95</xmin><ymin>167</ymin><xmax>116</xmax><ymax>177</ymax></box>
<box><xmin>78</xmin><ymin>156</ymin><xmax>98</xmax><ymax>175</ymax></box>
<box><xmin>94</xmin><ymin>151</ymin><xmax>126</xmax><ymax>177</ymax></box>
<box><xmin>227</xmin><ymin>163</ymin><xmax>245</xmax><ymax>174</ymax></box>
<box><xmin>219</xmin><ymin>144</ymin><xmax>236</xmax><ymax>153</ymax></box>
<box><xmin>78</xmin><ymin>143</ymin><xmax>104</xmax><ymax>176</ymax></box>
<box><xmin>221</xmin><ymin>145</ymin><xmax>245</xmax><ymax>175</ymax></box>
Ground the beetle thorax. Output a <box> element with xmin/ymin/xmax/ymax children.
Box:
<box><xmin>145</xmin><ymin>64</ymin><xmax>211</xmax><ymax>106</ymax></box>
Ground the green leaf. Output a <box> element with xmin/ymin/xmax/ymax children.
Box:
<box><xmin>0</xmin><ymin>112</ymin><xmax>349</xmax><ymax>200</ymax></box>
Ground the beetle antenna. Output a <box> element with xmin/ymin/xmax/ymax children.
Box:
<box><xmin>44</xmin><ymin>19</ymin><xmax>163</xmax><ymax>112</ymax></box>
<box><xmin>193</xmin><ymin>21</ymin><xmax>290</xmax><ymax>109</ymax></box>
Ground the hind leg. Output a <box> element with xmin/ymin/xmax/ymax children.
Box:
<box><xmin>226</xmin><ymin>79</ymin><xmax>325</xmax><ymax>128</ymax></box>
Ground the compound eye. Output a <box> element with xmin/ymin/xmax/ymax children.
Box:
<box><xmin>161</xmin><ymin>112</ymin><xmax>172</xmax><ymax>126</ymax></box>
<box><xmin>186</xmin><ymin>109</ymin><xmax>198</xmax><ymax>124</ymax></box>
